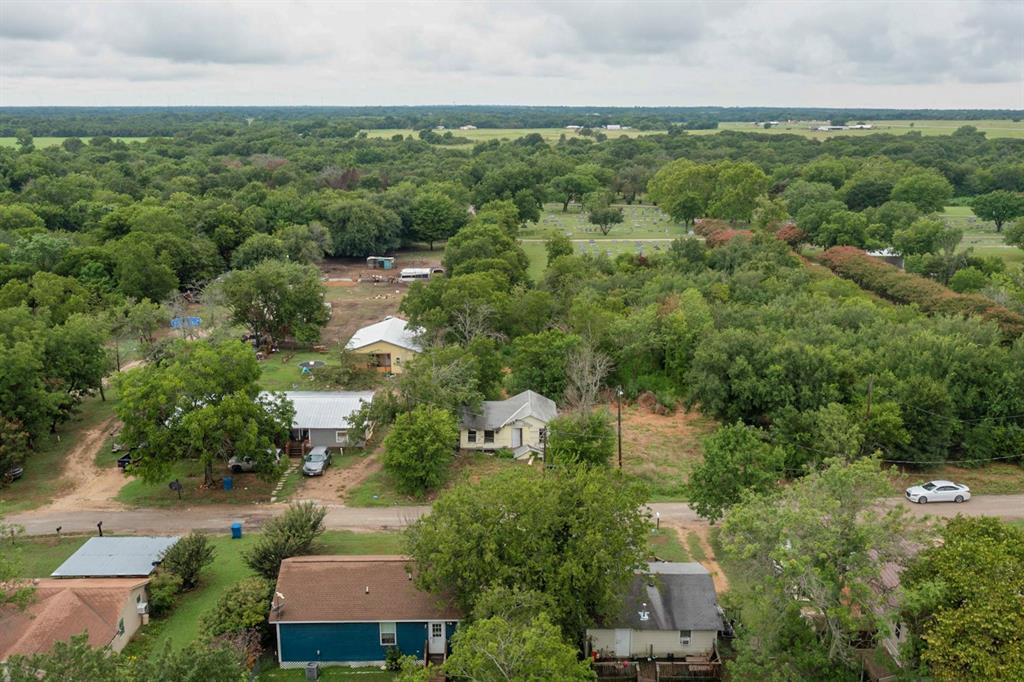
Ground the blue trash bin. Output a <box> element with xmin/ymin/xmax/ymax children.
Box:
<box><xmin>231</xmin><ymin>523</ymin><xmax>242</xmax><ymax>539</ymax></box>
<box><xmin>223</xmin><ymin>476</ymin><xmax>233</xmax><ymax>491</ymax></box>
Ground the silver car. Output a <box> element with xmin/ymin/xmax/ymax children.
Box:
<box><xmin>302</xmin><ymin>447</ymin><xmax>332</xmax><ymax>476</ymax></box>
<box><xmin>905</xmin><ymin>480</ymin><xmax>971</xmax><ymax>504</ymax></box>
<box><xmin>228</xmin><ymin>448</ymin><xmax>282</xmax><ymax>473</ymax></box>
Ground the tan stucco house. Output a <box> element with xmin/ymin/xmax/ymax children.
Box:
<box><xmin>345</xmin><ymin>316</ymin><xmax>422</xmax><ymax>375</ymax></box>
<box><xmin>458</xmin><ymin>390</ymin><xmax>557</xmax><ymax>459</ymax></box>
<box><xmin>588</xmin><ymin>562</ymin><xmax>723</xmax><ymax>661</ymax></box>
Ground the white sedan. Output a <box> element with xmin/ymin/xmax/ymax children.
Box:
<box><xmin>905</xmin><ymin>480</ymin><xmax>971</xmax><ymax>504</ymax></box>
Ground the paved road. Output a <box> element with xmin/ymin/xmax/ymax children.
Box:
<box><xmin>6</xmin><ymin>495</ymin><xmax>1023</xmax><ymax>537</ymax></box>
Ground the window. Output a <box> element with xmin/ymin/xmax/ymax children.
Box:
<box><xmin>380</xmin><ymin>622</ymin><xmax>397</xmax><ymax>646</ymax></box>
<box><xmin>467</xmin><ymin>429</ymin><xmax>476</xmax><ymax>443</ymax></box>
<box><xmin>538</xmin><ymin>427</ymin><xmax>547</xmax><ymax>443</ymax></box>
<box><xmin>484</xmin><ymin>430</ymin><xmax>495</xmax><ymax>444</ymax></box>
<box><xmin>679</xmin><ymin>629</ymin><xmax>691</xmax><ymax>645</ymax></box>
<box><xmin>336</xmin><ymin>431</ymin><xmax>347</xmax><ymax>444</ymax></box>
<box><xmin>431</xmin><ymin>623</ymin><xmax>443</xmax><ymax>638</ymax></box>
<box><xmin>118</xmin><ymin>618</ymin><xmax>125</xmax><ymax>636</ymax></box>
<box><xmin>894</xmin><ymin>622</ymin><xmax>903</xmax><ymax>640</ymax></box>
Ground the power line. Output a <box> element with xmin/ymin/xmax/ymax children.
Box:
<box><xmin>779</xmin><ymin>440</ymin><xmax>1023</xmax><ymax>467</ymax></box>
<box><xmin>901</xmin><ymin>404</ymin><xmax>1024</xmax><ymax>424</ymax></box>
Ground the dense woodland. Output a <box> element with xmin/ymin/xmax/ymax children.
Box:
<box><xmin>2</xmin><ymin>109</ymin><xmax>1023</xmax><ymax>681</ymax></box>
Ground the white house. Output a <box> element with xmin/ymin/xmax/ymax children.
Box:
<box><xmin>588</xmin><ymin>562</ymin><xmax>724</xmax><ymax>660</ymax></box>
<box><xmin>458</xmin><ymin>390</ymin><xmax>556</xmax><ymax>459</ymax></box>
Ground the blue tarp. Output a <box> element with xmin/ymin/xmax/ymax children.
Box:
<box><xmin>170</xmin><ymin>316</ymin><xmax>201</xmax><ymax>329</ymax></box>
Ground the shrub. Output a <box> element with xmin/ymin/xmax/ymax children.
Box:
<box><xmin>775</xmin><ymin>223</ymin><xmax>807</xmax><ymax>248</ymax></box>
<box><xmin>547</xmin><ymin>410</ymin><xmax>615</xmax><ymax>467</ymax></box>
<box><xmin>147</xmin><ymin>571</ymin><xmax>183</xmax><ymax>617</ymax></box>
<box><xmin>243</xmin><ymin>501</ymin><xmax>326</xmax><ymax>580</ymax></box>
<box><xmin>693</xmin><ymin>218</ymin><xmax>732</xmax><ymax>238</ymax></box>
<box><xmin>383</xmin><ymin>405</ymin><xmax>458</xmax><ymax>495</ymax></box>
<box><xmin>706</xmin><ymin>228</ymin><xmax>753</xmax><ymax>248</ymax></box>
<box><xmin>160</xmin><ymin>531</ymin><xmax>215</xmax><ymax>590</ymax></box>
<box><xmin>817</xmin><ymin>247</ymin><xmax>1024</xmax><ymax>338</ymax></box>
<box><xmin>199</xmin><ymin>576</ymin><xmax>273</xmax><ymax>638</ymax></box>
<box><xmin>385</xmin><ymin>646</ymin><xmax>403</xmax><ymax>671</ymax></box>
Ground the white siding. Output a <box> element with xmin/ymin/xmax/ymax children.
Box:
<box><xmin>588</xmin><ymin>628</ymin><xmax>717</xmax><ymax>658</ymax></box>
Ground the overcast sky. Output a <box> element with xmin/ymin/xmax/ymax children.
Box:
<box><xmin>1</xmin><ymin>0</ymin><xmax>1021</xmax><ymax>109</ymax></box>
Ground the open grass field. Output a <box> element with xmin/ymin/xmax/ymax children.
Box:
<box><xmin>888</xmin><ymin>462</ymin><xmax>1024</xmax><ymax>496</ymax></box>
<box><xmin>0</xmin><ymin>136</ymin><xmax>149</xmax><ymax>148</ymax></box>
<box><xmin>521</xmin><ymin>203</ymin><xmax>688</xmax><ymax>280</ymax></box>
<box><xmin>943</xmin><ymin>205</ymin><xmax>1024</xmax><ymax>267</ymax></box>
<box><xmin>0</xmin><ymin>390</ymin><xmax>119</xmax><ymax>515</ymax></box>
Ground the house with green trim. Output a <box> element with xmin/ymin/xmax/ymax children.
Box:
<box><xmin>269</xmin><ymin>556</ymin><xmax>461</xmax><ymax>668</ymax></box>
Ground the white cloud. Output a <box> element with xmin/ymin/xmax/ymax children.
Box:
<box><xmin>0</xmin><ymin>0</ymin><xmax>1020</xmax><ymax>107</ymax></box>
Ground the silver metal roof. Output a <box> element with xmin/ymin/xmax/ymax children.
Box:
<box><xmin>345</xmin><ymin>316</ymin><xmax>423</xmax><ymax>353</ymax></box>
<box><xmin>460</xmin><ymin>390</ymin><xmax>557</xmax><ymax>430</ymax></box>
<box><xmin>264</xmin><ymin>391</ymin><xmax>376</xmax><ymax>430</ymax></box>
<box><xmin>51</xmin><ymin>536</ymin><xmax>180</xmax><ymax>577</ymax></box>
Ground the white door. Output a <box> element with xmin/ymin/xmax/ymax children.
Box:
<box><xmin>934</xmin><ymin>485</ymin><xmax>957</xmax><ymax>501</ymax></box>
<box><xmin>614</xmin><ymin>629</ymin><xmax>631</xmax><ymax>657</ymax></box>
<box><xmin>428</xmin><ymin>621</ymin><xmax>446</xmax><ymax>655</ymax></box>
<box><xmin>512</xmin><ymin>428</ymin><xmax>523</xmax><ymax>448</ymax></box>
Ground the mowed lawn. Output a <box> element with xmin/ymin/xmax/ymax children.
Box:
<box><xmin>943</xmin><ymin>205</ymin><xmax>1024</xmax><ymax>267</ymax></box>
<box><xmin>0</xmin><ymin>136</ymin><xmax>149</xmax><ymax>147</ymax></box>
<box><xmin>0</xmin><ymin>389</ymin><xmax>119</xmax><ymax>515</ymax></box>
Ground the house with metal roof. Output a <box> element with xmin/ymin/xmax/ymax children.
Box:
<box><xmin>269</xmin><ymin>556</ymin><xmax>461</xmax><ymax>668</ymax></box>
<box><xmin>458</xmin><ymin>390</ymin><xmax>557</xmax><ymax>459</ymax></box>
<box><xmin>262</xmin><ymin>390</ymin><xmax>375</xmax><ymax>451</ymax></box>
<box><xmin>587</xmin><ymin>562</ymin><xmax>724</xmax><ymax>661</ymax></box>
<box><xmin>51</xmin><ymin>536</ymin><xmax>179</xmax><ymax>578</ymax></box>
<box><xmin>0</xmin><ymin>578</ymin><xmax>151</xmax><ymax>660</ymax></box>
<box><xmin>345</xmin><ymin>316</ymin><xmax>422</xmax><ymax>375</ymax></box>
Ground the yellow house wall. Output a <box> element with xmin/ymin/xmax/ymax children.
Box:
<box><xmin>588</xmin><ymin>628</ymin><xmax>717</xmax><ymax>658</ymax></box>
<box><xmin>109</xmin><ymin>583</ymin><xmax>149</xmax><ymax>654</ymax></box>
<box><xmin>351</xmin><ymin>341</ymin><xmax>418</xmax><ymax>375</ymax></box>
<box><xmin>460</xmin><ymin>415</ymin><xmax>548</xmax><ymax>451</ymax></box>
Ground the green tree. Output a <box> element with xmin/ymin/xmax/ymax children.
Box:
<box><xmin>199</xmin><ymin>576</ymin><xmax>273</xmax><ymax>638</ymax></box>
<box><xmin>891</xmin><ymin>171</ymin><xmax>954</xmax><ymax>213</ymax></box>
<box><xmin>648</xmin><ymin>159</ymin><xmax>715</xmax><ymax>225</ymax></box>
<box><xmin>948</xmin><ymin>266</ymin><xmax>990</xmax><ymax>293</ymax></box>
<box><xmin>397</xmin><ymin>345</ymin><xmax>485</xmax><ymax>413</ymax></box>
<box><xmin>545</xmin><ymin>233</ymin><xmax>573</xmax><ymax>262</ymax></box>
<box><xmin>221</xmin><ymin>260</ymin><xmax>329</xmax><ymax>348</ymax></box>
<box><xmin>383</xmin><ymin>405</ymin><xmax>458</xmax><ymax>495</ymax></box>
<box><xmin>115</xmin><ymin>240</ymin><xmax>178</xmax><ymax>302</ymax></box>
<box><xmin>782</xmin><ymin>180</ymin><xmax>837</xmax><ymax>215</ymax></box>
<box><xmin>324</xmin><ymin>198</ymin><xmax>402</xmax><ymax>257</ymax></box>
<box><xmin>893</xmin><ymin>217</ymin><xmax>962</xmax><ymax>255</ymax></box>
<box><xmin>507</xmin><ymin>329</ymin><xmax>580</xmax><ymax>400</ymax></box>
<box><xmin>443</xmin><ymin>221</ymin><xmax>529</xmax><ymax>284</ymax></box>
<box><xmin>412</xmin><ymin>191</ymin><xmax>465</xmax><ymax>249</ymax></box>
<box><xmin>14</xmin><ymin>128</ymin><xmax>33</xmax><ymax>152</ymax></box>
<box><xmin>229</xmin><ymin>233</ymin><xmax>286</xmax><ymax>269</ymax></box>
<box><xmin>722</xmin><ymin>457</ymin><xmax>925</xmax><ymax>670</ymax></box>
<box><xmin>443</xmin><ymin>614</ymin><xmax>597</xmax><ymax>682</ymax></box>
<box><xmin>243</xmin><ymin>501</ymin><xmax>326</xmax><ymax>581</ymax></box>
<box><xmin>972</xmin><ymin>190</ymin><xmax>1024</xmax><ymax>232</ymax></box>
<box><xmin>406</xmin><ymin>466</ymin><xmax>650</xmax><ymax>638</ymax></box>
<box><xmin>586</xmin><ymin>202</ymin><xmax>624</xmax><ymax>236</ymax></box>
<box><xmin>550</xmin><ymin>172</ymin><xmax>601</xmax><ymax>212</ymax></box>
<box><xmin>686</xmin><ymin>422</ymin><xmax>785</xmax><ymax>522</ymax></box>
<box><xmin>899</xmin><ymin>517</ymin><xmax>1024</xmax><ymax>682</ymax></box>
<box><xmin>159</xmin><ymin>531</ymin><xmax>215</xmax><ymax>590</ymax></box>
<box><xmin>1005</xmin><ymin>217</ymin><xmax>1024</xmax><ymax>248</ymax></box>
<box><xmin>274</xmin><ymin>222</ymin><xmax>332</xmax><ymax>263</ymax></box>
<box><xmin>547</xmin><ymin>410</ymin><xmax>614</xmax><ymax>467</ymax></box>
<box><xmin>115</xmin><ymin>340</ymin><xmax>293</xmax><ymax>486</ymax></box>
<box><xmin>709</xmin><ymin>161</ymin><xmax>770</xmax><ymax>222</ymax></box>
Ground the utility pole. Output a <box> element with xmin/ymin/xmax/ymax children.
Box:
<box><xmin>616</xmin><ymin>387</ymin><xmax>624</xmax><ymax>469</ymax></box>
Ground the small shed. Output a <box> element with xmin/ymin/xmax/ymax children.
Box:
<box><xmin>51</xmin><ymin>536</ymin><xmax>180</xmax><ymax>578</ymax></box>
<box><xmin>366</xmin><ymin>256</ymin><xmax>395</xmax><ymax>270</ymax></box>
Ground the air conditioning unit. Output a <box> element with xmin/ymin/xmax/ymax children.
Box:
<box><xmin>680</xmin><ymin>637</ymin><xmax>691</xmax><ymax>646</ymax></box>
<box><xmin>137</xmin><ymin>602</ymin><xmax>149</xmax><ymax>615</ymax></box>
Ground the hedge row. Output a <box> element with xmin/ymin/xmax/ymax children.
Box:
<box><xmin>818</xmin><ymin>246</ymin><xmax>1024</xmax><ymax>338</ymax></box>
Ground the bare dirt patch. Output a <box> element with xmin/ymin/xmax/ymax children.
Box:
<box><xmin>42</xmin><ymin>417</ymin><xmax>127</xmax><ymax>512</ymax></box>
<box><xmin>296</xmin><ymin>452</ymin><xmax>383</xmax><ymax>503</ymax></box>
<box><xmin>618</xmin><ymin>403</ymin><xmax>716</xmax><ymax>500</ymax></box>
<box><xmin>667</xmin><ymin>522</ymin><xmax>730</xmax><ymax>594</ymax></box>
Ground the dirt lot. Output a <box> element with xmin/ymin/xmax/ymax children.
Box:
<box><xmin>41</xmin><ymin>416</ymin><xmax>126</xmax><ymax>512</ymax></box>
<box><xmin>619</xmin><ymin>403</ymin><xmax>717</xmax><ymax>501</ymax></box>
<box><xmin>294</xmin><ymin>451</ymin><xmax>383</xmax><ymax>503</ymax></box>
<box><xmin>318</xmin><ymin>254</ymin><xmax>441</xmax><ymax>346</ymax></box>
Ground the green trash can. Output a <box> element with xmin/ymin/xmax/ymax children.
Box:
<box><xmin>231</xmin><ymin>523</ymin><xmax>242</xmax><ymax>539</ymax></box>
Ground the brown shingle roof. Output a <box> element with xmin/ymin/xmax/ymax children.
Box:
<box><xmin>0</xmin><ymin>578</ymin><xmax>147</xmax><ymax>661</ymax></box>
<box><xmin>269</xmin><ymin>556</ymin><xmax>461</xmax><ymax>623</ymax></box>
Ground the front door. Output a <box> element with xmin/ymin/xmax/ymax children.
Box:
<box><xmin>428</xmin><ymin>621</ymin><xmax>446</xmax><ymax>655</ymax></box>
<box><xmin>512</xmin><ymin>428</ymin><xmax>523</xmax><ymax>448</ymax></box>
<box><xmin>614</xmin><ymin>629</ymin><xmax>631</xmax><ymax>657</ymax></box>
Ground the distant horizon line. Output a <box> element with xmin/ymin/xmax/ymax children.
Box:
<box><xmin>1</xmin><ymin>104</ymin><xmax>1021</xmax><ymax>113</ymax></box>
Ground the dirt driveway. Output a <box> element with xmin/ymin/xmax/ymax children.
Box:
<box><xmin>293</xmin><ymin>452</ymin><xmax>382</xmax><ymax>503</ymax></box>
<box><xmin>42</xmin><ymin>417</ymin><xmax>127</xmax><ymax>512</ymax></box>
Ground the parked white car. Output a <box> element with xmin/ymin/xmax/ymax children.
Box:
<box><xmin>905</xmin><ymin>480</ymin><xmax>971</xmax><ymax>504</ymax></box>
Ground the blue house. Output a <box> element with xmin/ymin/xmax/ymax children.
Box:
<box><xmin>269</xmin><ymin>556</ymin><xmax>461</xmax><ymax>668</ymax></box>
